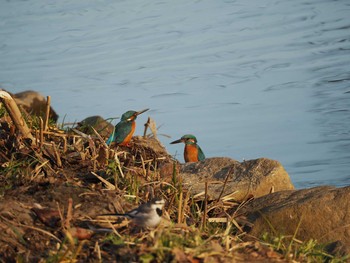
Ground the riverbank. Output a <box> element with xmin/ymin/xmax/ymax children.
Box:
<box><xmin>0</xmin><ymin>92</ymin><xmax>348</xmax><ymax>262</ymax></box>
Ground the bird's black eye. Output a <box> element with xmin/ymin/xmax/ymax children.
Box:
<box><xmin>156</xmin><ymin>208</ymin><xmax>162</xmax><ymax>216</ymax></box>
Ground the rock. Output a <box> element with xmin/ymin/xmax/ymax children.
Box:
<box><xmin>179</xmin><ymin>157</ymin><xmax>294</xmax><ymax>201</ymax></box>
<box><xmin>242</xmin><ymin>186</ymin><xmax>350</xmax><ymax>256</ymax></box>
<box><xmin>31</xmin><ymin>207</ymin><xmax>61</xmax><ymax>228</ymax></box>
<box><xmin>123</xmin><ymin>135</ymin><xmax>174</xmax><ymax>167</ymax></box>
<box><xmin>76</xmin><ymin>115</ymin><xmax>114</xmax><ymax>138</ymax></box>
<box><xmin>12</xmin><ymin>90</ymin><xmax>59</xmax><ymax>122</ymax></box>
<box><xmin>132</xmin><ymin>135</ymin><xmax>170</xmax><ymax>156</ymax></box>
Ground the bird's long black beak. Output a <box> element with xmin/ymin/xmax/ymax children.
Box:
<box><xmin>170</xmin><ymin>138</ymin><xmax>183</xmax><ymax>144</ymax></box>
<box><xmin>135</xmin><ymin>108</ymin><xmax>149</xmax><ymax>116</ymax></box>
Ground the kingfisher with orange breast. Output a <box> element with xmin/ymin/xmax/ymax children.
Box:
<box><xmin>170</xmin><ymin>134</ymin><xmax>205</xmax><ymax>162</ymax></box>
<box><xmin>106</xmin><ymin>109</ymin><xmax>149</xmax><ymax>146</ymax></box>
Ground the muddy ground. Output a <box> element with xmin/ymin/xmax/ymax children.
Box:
<box><xmin>0</xmin><ymin>111</ymin><xmax>288</xmax><ymax>262</ymax></box>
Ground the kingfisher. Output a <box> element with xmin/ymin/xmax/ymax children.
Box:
<box><xmin>170</xmin><ymin>134</ymin><xmax>205</xmax><ymax>162</ymax></box>
<box><xmin>106</xmin><ymin>108</ymin><xmax>149</xmax><ymax>146</ymax></box>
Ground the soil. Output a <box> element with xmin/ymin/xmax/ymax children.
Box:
<box><xmin>0</xmin><ymin>114</ymin><xmax>287</xmax><ymax>262</ymax></box>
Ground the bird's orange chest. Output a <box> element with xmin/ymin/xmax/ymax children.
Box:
<box><xmin>184</xmin><ymin>144</ymin><xmax>198</xmax><ymax>162</ymax></box>
<box><xmin>120</xmin><ymin>121</ymin><xmax>136</xmax><ymax>146</ymax></box>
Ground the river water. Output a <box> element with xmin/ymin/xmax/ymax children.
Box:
<box><xmin>1</xmin><ymin>0</ymin><xmax>349</xmax><ymax>188</ymax></box>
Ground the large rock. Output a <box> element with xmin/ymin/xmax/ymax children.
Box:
<box><xmin>180</xmin><ymin>157</ymin><xmax>294</xmax><ymax>201</ymax></box>
<box><xmin>12</xmin><ymin>90</ymin><xmax>59</xmax><ymax>122</ymax></box>
<box><xmin>242</xmin><ymin>186</ymin><xmax>350</xmax><ymax>256</ymax></box>
<box><xmin>76</xmin><ymin>115</ymin><xmax>114</xmax><ymax>138</ymax></box>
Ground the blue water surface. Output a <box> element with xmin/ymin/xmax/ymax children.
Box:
<box><xmin>1</xmin><ymin>0</ymin><xmax>349</xmax><ymax>188</ymax></box>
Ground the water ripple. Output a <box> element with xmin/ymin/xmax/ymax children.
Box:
<box><xmin>1</xmin><ymin>0</ymin><xmax>350</xmax><ymax>188</ymax></box>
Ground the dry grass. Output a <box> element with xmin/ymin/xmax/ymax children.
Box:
<box><xmin>0</xmin><ymin>93</ymin><xmax>348</xmax><ymax>262</ymax></box>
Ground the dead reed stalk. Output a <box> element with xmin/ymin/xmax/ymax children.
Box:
<box><xmin>43</xmin><ymin>95</ymin><xmax>51</xmax><ymax>131</ymax></box>
<box><xmin>0</xmin><ymin>90</ymin><xmax>34</xmax><ymax>142</ymax></box>
<box><xmin>202</xmin><ymin>181</ymin><xmax>208</xmax><ymax>229</ymax></box>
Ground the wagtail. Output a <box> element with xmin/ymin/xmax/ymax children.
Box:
<box><xmin>104</xmin><ymin>198</ymin><xmax>165</xmax><ymax>228</ymax></box>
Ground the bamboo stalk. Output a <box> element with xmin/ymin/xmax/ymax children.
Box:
<box><xmin>0</xmin><ymin>90</ymin><xmax>34</xmax><ymax>142</ymax></box>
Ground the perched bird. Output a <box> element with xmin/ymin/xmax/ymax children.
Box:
<box><xmin>106</xmin><ymin>108</ymin><xmax>149</xmax><ymax>146</ymax></box>
<box><xmin>170</xmin><ymin>134</ymin><xmax>205</xmax><ymax>162</ymax></box>
<box><xmin>105</xmin><ymin>198</ymin><xmax>165</xmax><ymax>228</ymax></box>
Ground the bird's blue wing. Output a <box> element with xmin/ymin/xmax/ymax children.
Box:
<box><xmin>114</xmin><ymin>121</ymin><xmax>132</xmax><ymax>144</ymax></box>
<box><xmin>106</xmin><ymin>121</ymin><xmax>131</xmax><ymax>145</ymax></box>
<box><xmin>197</xmin><ymin>145</ymin><xmax>206</xmax><ymax>161</ymax></box>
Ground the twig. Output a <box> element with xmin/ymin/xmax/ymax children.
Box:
<box><xmin>72</xmin><ymin>240</ymin><xmax>88</xmax><ymax>262</ymax></box>
<box><xmin>91</xmin><ymin>126</ymin><xmax>108</xmax><ymax>149</ymax></box>
<box><xmin>72</xmin><ymin>128</ymin><xmax>92</xmax><ymax>139</ymax></box>
<box><xmin>91</xmin><ymin>172</ymin><xmax>116</xmax><ymax>190</ymax></box>
<box><xmin>286</xmin><ymin>214</ymin><xmax>304</xmax><ymax>257</ymax></box>
<box><xmin>107</xmin><ymin>220</ymin><xmax>122</xmax><ymax>238</ymax></box>
<box><xmin>216</xmin><ymin>166</ymin><xmax>235</xmax><ymax>204</ymax></box>
<box><xmin>143</xmin><ymin>117</ymin><xmax>150</xmax><ymax>137</ymax></box>
<box><xmin>56</xmin><ymin>202</ymin><xmax>65</xmax><ymax>229</ymax></box>
<box><xmin>94</xmin><ymin>242</ymin><xmax>102</xmax><ymax>263</ymax></box>
<box><xmin>0</xmin><ymin>215</ymin><xmax>61</xmax><ymax>243</ymax></box>
<box><xmin>114</xmin><ymin>153</ymin><xmax>125</xmax><ymax>179</ymax></box>
<box><xmin>65</xmin><ymin>198</ymin><xmax>73</xmax><ymax>229</ymax></box>
<box><xmin>40</xmin><ymin>117</ymin><xmax>44</xmax><ymax>150</ymax></box>
<box><xmin>143</xmin><ymin>117</ymin><xmax>158</xmax><ymax>138</ymax></box>
<box><xmin>51</xmin><ymin>142</ymin><xmax>62</xmax><ymax>167</ymax></box>
<box><xmin>62</xmin><ymin>136</ymin><xmax>67</xmax><ymax>153</ymax></box>
<box><xmin>140</xmin><ymin>155</ymin><xmax>147</xmax><ymax>177</ymax></box>
<box><xmin>183</xmin><ymin>190</ymin><xmax>190</xmax><ymax>224</ymax></box>
<box><xmin>202</xmin><ymin>181</ymin><xmax>208</xmax><ymax>229</ymax></box>
<box><xmin>177</xmin><ymin>191</ymin><xmax>183</xmax><ymax>224</ymax></box>
<box><xmin>44</xmin><ymin>95</ymin><xmax>51</xmax><ymax>131</ymax></box>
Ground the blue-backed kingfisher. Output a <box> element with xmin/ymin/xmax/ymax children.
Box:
<box><xmin>170</xmin><ymin>134</ymin><xmax>205</xmax><ymax>162</ymax></box>
<box><xmin>106</xmin><ymin>109</ymin><xmax>149</xmax><ymax>146</ymax></box>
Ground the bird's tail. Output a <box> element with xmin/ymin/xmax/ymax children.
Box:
<box><xmin>106</xmin><ymin>127</ymin><xmax>116</xmax><ymax>145</ymax></box>
<box><xmin>106</xmin><ymin>135</ymin><xmax>113</xmax><ymax>145</ymax></box>
<box><xmin>96</xmin><ymin>213</ymin><xmax>131</xmax><ymax>225</ymax></box>
<box><xmin>100</xmin><ymin>213</ymin><xmax>125</xmax><ymax>217</ymax></box>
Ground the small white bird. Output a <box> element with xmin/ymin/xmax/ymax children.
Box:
<box><xmin>109</xmin><ymin>198</ymin><xmax>165</xmax><ymax>228</ymax></box>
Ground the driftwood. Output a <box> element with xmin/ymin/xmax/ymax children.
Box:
<box><xmin>0</xmin><ymin>90</ymin><xmax>35</xmax><ymax>143</ymax></box>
